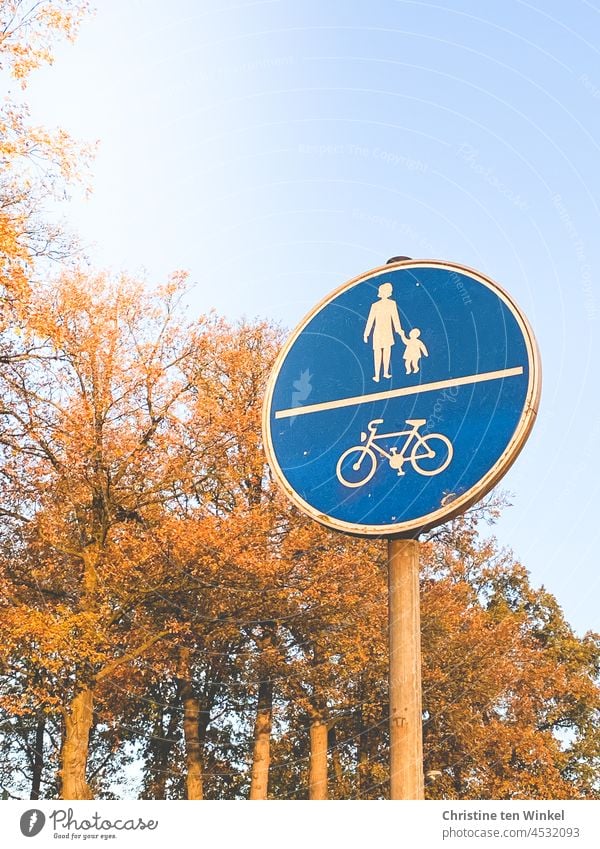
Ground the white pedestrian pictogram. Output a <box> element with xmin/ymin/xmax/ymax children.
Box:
<box><xmin>402</xmin><ymin>328</ymin><xmax>428</xmax><ymax>373</ymax></box>
<box><xmin>363</xmin><ymin>282</ymin><xmax>404</xmax><ymax>381</ymax></box>
<box><xmin>336</xmin><ymin>417</ymin><xmax>453</xmax><ymax>488</ymax></box>
<box><xmin>363</xmin><ymin>282</ymin><xmax>428</xmax><ymax>380</ymax></box>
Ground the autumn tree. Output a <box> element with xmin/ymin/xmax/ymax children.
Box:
<box><xmin>268</xmin><ymin>521</ymin><xmax>387</xmax><ymax>800</ymax></box>
<box><xmin>0</xmin><ymin>270</ymin><xmax>217</xmax><ymax>798</ymax></box>
<box><xmin>0</xmin><ymin>0</ymin><xmax>91</xmax><ymax>337</ymax></box>
<box><xmin>418</xmin><ymin>512</ymin><xmax>600</xmax><ymax>800</ymax></box>
<box><xmin>173</xmin><ymin>319</ymin><xmax>290</xmax><ymax>801</ymax></box>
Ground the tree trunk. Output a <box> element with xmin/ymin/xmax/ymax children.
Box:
<box><xmin>308</xmin><ymin>719</ymin><xmax>328</xmax><ymax>799</ymax></box>
<box><xmin>182</xmin><ymin>692</ymin><xmax>203</xmax><ymax>800</ymax></box>
<box><xmin>329</xmin><ymin>725</ymin><xmax>343</xmax><ymax>791</ymax></box>
<box><xmin>59</xmin><ymin>544</ymin><xmax>99</xmax><ymax>801</ymax></box>
<box><xmin>143</xmin><ymin>705</ymin><xmax>179</xmax><ymax>799</ymax></box>
<box><xmin>30</xmin><ymin>716</ymin><xmax>45</xmax><ymax>800</ymax></box>
<box><xmin>357</xmin><ymin>705</ymin><xmax>369</xmax><ymax>799</ymax></box>
<box><xmin>249</xmin><ymin>678</ymin><xmax>273</xmax><ymax>800</ymax></box>
<box><xmin>60</xmin><ymin>688</ymin><xmax>94</xmax><ymax>800</ymax></box>
<box><xmin>178</xmin><ymin>649</ymin><xmax>203</xmax><ymax>800</ymax></box>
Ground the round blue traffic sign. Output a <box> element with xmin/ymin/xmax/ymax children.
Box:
<box><xmin>262</xmin><ymin>260</ymin><xmax>541</xmax><ymax>536</ymax></box>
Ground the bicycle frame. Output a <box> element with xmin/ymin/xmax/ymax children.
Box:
<box><xmin>362</xmin><ymin>418</ymin><xmax>428</xmax><ymax>462</ymax></box>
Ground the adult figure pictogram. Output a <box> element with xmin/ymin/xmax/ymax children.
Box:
<box><xmin>363</xmin><ymin>282</ymin><xmax>404</xmax><ymax>381</ymax></box>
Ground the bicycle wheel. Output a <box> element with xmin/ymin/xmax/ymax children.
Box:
<box><xmin>410</xmin><ymin>434</ymin><xmax>453</xmax><ymax>476</ymax></box>
<box><xmin>336</xmin><ymin>446</ymin><xmax>377</xmax><ymax>488</ymax></box>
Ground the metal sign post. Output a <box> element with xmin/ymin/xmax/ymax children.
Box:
<box><xmin>262</xmin><ymin>259</ymin><xmax>540</xmax><ymax>799</ymax></box>
<box><xmin>388</xmin><ymin>537</ymin><xmax>424</xmax><ymax>799</ymax></box>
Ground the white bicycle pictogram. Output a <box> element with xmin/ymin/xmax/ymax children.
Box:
<box><xmin>336</xmin><ymin>418</ymin><xmax>453</xmax><ymax>488</ymax></box>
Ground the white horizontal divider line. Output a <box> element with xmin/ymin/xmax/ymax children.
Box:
<box><xmin>275</xmin><ymin>366</ymin><xmax>524</xmax><ymax>419</ymax></box>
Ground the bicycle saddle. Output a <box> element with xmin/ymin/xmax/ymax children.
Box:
<box><xmin>405</xmin><ymin>418</ymin><xmax>427</xmax><ymax>427</ymax></box>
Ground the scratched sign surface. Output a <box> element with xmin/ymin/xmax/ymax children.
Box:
<box><xmin>262</xmin><ymin>260</ymin><xmax>541</xmax><ymax>536</ymax></box>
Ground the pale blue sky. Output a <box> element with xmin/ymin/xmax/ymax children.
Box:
<box><xmin>24</xmin><ymin>0</ymin><xmax>600</xmax><ymax>634</ymax></box>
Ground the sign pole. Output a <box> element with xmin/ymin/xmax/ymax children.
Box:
<box><xmin>388</xmin><ymin>537</ymin><xmax>424</xmax><ymax>800</ymax></box>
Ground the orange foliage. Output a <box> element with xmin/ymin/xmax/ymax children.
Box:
<box><xmin>0</xmin><ymin>1</ymin><xmax>92</xmax><ymax>316</ymax></box>
<box><xmin>0</xmin><ymin>1</ymin><xmax>89</xmax><ymax>84</ymax></box>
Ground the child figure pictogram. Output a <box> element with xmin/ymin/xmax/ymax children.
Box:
<box><xmin>401</xmin><ymin>328</ymin><xmax>428</xmax><ymax>374</ymax></box>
